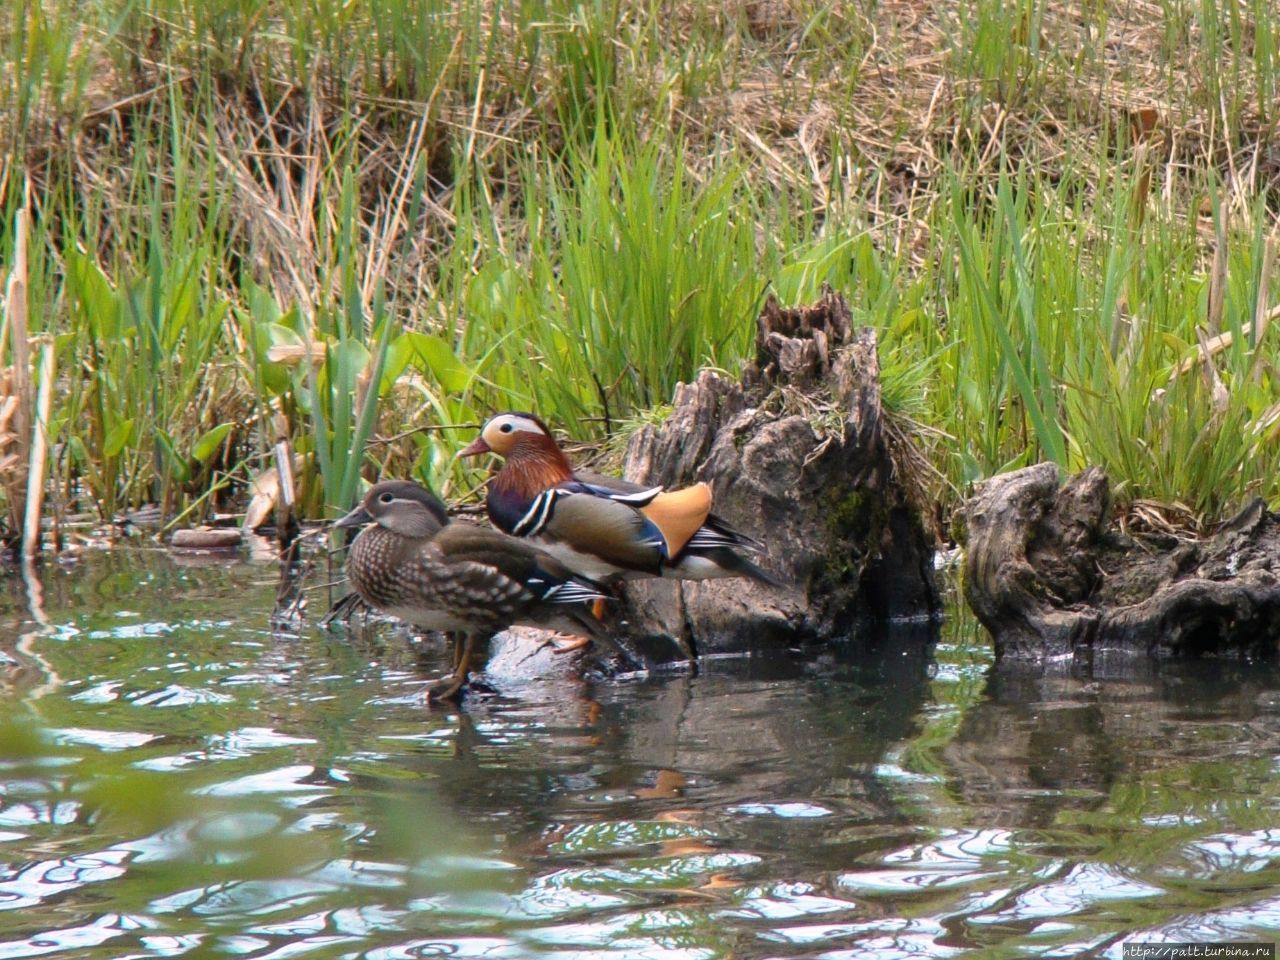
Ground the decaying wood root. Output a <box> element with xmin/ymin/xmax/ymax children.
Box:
<box><xmin>620</xmin><ymin>287</ymin><xmax>939</xmax><ymax>655</ymax></box>
<box><xmin>961</xmin><ymin>462</ymin><xmax>1280</xmax><ymax>660</ymax></box>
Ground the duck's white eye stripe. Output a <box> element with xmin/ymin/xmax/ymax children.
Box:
<box><xmin>493</xmin><ymin>416</ymin><xmax>545</xmax><ymax>436</ymax></box>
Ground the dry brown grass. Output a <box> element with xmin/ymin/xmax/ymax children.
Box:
<box><xmin>7</xmin><ymin>0</ymin><xmax>1278</xmax><ymax>294</ymax></box>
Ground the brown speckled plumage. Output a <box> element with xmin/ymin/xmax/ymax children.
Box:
<box><xmin>349</xmin><ymin>524</ymin><xmax>543</xmax><ymax>633</ymax></box>
<box><xmin>340</xmin><ymin>480</ymin><xmax>611</xmax><ymax>640</ymax></box>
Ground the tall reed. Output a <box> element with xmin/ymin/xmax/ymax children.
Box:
<box><xmin>2</xmin><ymin>0</ymin><xmax>1279</xmax><ymax>527</ymax></box>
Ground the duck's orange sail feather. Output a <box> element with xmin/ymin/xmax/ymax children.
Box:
<box><xmin>640</xmin><ymin>482</ymin><xmax>713</xmax><ymax>557</ymax></box>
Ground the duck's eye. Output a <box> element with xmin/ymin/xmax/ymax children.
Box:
<box><xmin>379</xmin><ymin>492</ymin><xmax>394</xmax><ymax>504</ymax></box>
<box><xmin>499</xmin><ymin>423</ymin><xmax>514</xmax><ymax>434</ymax></box>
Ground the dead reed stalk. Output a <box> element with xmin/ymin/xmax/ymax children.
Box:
<box><xmin>2</xmin><ymin>194</ymin><xmax>31</xmax><ymax>546</ymax></box>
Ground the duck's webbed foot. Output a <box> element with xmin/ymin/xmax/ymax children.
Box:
<box><xmin>425</xmin><ymin>671</ymin><xmax>468</xmax><ymax>702</ymax></box>
<box><xmin>425</xmin><ymin>634</ymin><xmax>476</xmax><ymax>703</ymax></box>
<box><xmin>546</xmin><ymin>633</ymin><xmax>593</xmax><ymax>655</ymax></box>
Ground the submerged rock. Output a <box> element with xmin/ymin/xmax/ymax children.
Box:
<box><xmin>960</xmin><ymin>462</ymin><xmax>1280</xmax><ymax>661</ymax></box>
<box><xmin>619</xmin><ymin>288</ymin><xmax>940</xmax><ymax>656</ymax></box>
<box><xmin>486</xmin><ymin>626</ymin><xmax>590</xmax><ymax>683</ymax></box>
<box><xmin>170</xmin><ymin>527</ymin><xmax>243</xmax><ymax>550</ymax></box>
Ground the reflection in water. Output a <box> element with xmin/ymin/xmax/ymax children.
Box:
<box><xmin>0</xmin><ymin>553</ymin><xmax>1278</xmax><ymax>958</ymax></box>
<box><xmin>946</xmin><ymin>662</ymin><xmax>1280</xmax><ymax>825</ymax></box>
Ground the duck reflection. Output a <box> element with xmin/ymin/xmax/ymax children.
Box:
<box><xmin>383</xmin><ymin>622</ymin><xmax>940</xmax><ymax>873</ymax></box>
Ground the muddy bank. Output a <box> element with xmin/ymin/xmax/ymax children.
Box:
<box><xmin>617</xmin><ymin>288</ymin><xmax>940</xmax><ymax>657</ymax></box>
<box><xmin>960</xmin><ymin>462</ymin><xmax>1280</xmax><ymax>661</ymax></box>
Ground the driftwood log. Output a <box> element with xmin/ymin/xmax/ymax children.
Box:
<box><xmin>618</xmin><ymin>288</ymin><xmax>940</xmax><ymax>656</ymax></box>
<box><xmin>961</xmin><ymin>462</ymin><xmax>1280</xmax><ymax>661</ymax></box>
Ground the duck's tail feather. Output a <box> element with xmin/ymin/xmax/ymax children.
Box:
<box><xmin>691</xmin><ymin>513</ymin><xmax>763</xmax><ymax>551</ymax></box>
<box><xmin>703</xmin><ymin>546</ymin><xmax>789</xmax><ymax>589</ymax></box>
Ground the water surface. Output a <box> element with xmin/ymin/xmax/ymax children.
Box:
<box><xmin>1</xmin><ymin>550</ymin><xmax>1279</xmax><ymax>958</ymax></box>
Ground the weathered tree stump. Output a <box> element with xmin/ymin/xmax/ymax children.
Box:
<box><xmin>960</xmin><ymin>462</ymin><xmax>1280</xmax><ymax>660</ymax></box>
<box><xmin>619</xmin><ymin>287</ymin><xmax>940</xmax><ymax>655</ymax></box>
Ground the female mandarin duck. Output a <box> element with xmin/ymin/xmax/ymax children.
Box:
<box><xmin>335</xmin><ymin>479</ymin><xmax>622</xmax><ymax>701</ymax></box>
<box><xmin>458</xmin><ymin>412</ymin><xmax>781</xmax><ymax>590</ymax></box>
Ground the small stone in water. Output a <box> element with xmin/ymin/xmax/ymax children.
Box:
<box><xmin>170</xmin><ymin>527</ymin><xmax>242</xmax><ymax>549</ymax></box>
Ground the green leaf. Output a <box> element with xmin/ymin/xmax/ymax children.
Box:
<box><xmin>192</xmin><ymin>423</ymin><xmax>234</xmax><ymax>462</ymax></box>
<box><xmin>961</xmin><ymin>451</ymin><xmax>984</xmax><ymax>486</ymax></box>
<box><xmin>402</xmin><ymin>332</ymin><xmax>476</xmax><ymax>395</ymax></box>
<box><xmin>381</xmin><ymin>332</ymin><xmax>417</xmax><ymax>389</ymax></box>
<box><xmin>959</xmin><ymin>375</ymin><xmax>984</xmax><ymax>415</ymax></box>
<box><xmin>268</xmin><ymin>323</ymin><xmax>306</xmax><ymax>350</ymax></box>
<box><xmin>340</xmin><ymin>324</ymin><xmax>393</xmax><ymax>512</ymax></box>
<box><xmin>104</xmin><ymin>419</ymin><xmax>135</xmax><ymax>459</ymax></box>
<box><xmin>244</xmin><ymin>278</ymin><xmax>282</xmax><ymax>327</ymax></box>
<box><xmin>66</xmin><ymin>250</ymin><xmax>121</xmax><ymax>340</ymax></box>
<box><xmin>155</xmin><ymin>430</ymin><xmax>190</xmax><ymax>484</ymax></box>
<box><xmin>66</xmin><ymin>436</ymin><xmax>90</xmax><ymax>466</ymax></box>
<box><xmin>333</xmin><ymin>339</ymin><xmax>372</xmax><ymax>389</ymax></box>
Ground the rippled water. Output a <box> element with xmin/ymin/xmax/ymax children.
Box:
<box><xmin>2</xmin><ymin>549</ymin><xmax>1280</xmax><ymax>958</ymax></box>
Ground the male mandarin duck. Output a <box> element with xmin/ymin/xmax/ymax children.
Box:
<box><xmin>335</xmin><ymin>479</ymin><xmax>623</xmax><ymax>701</ymax></box>
<box><xmin>458</xmin><ymin>412</ymin><xmax>781</xmax><ymax>588</ymax></box>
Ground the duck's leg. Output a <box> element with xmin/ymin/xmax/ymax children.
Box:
<box><xmin>546</xmin><ymin>596</ymin><xmax>610</xmax><ymax>654</ymax></box>
<box><xmin>427</xmin><ymin>633</ymin><xmax>475</xmax><ymax>702</ymax></box>
<box><xmin>548</xmin><ymin>634</ymin><xmax>593</xmax><ymax>654</ymax></box>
